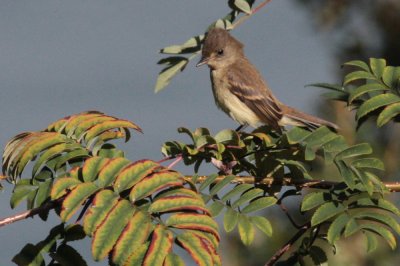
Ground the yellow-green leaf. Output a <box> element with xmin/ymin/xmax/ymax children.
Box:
<box><xmin>143</xmin><ymin>226</ymin><xmax>174</xmax><ymax>266</ymax></box>
<box><xmin>311</xmin><ymin>202</ymin><xmax>345</xmax><ymax>226</ymax></box>
<box><xmin>166</xmin><ymin>213</ymin><xmax>220</xmax><ymax>240</ymax></box>
<box><xmin>51</xmin><ymin>177</ymin><xmax>82</xmax><ymax>200</ymax></box>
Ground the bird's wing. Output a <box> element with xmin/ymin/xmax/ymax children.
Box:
<box><xmin>227</xmin><ymin>60</ymin><xmax>283</xmax><ymax>128</ymax></box>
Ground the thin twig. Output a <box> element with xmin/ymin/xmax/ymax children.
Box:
<box><xmin>232</xmin><ymin>0</ymin><xmax>273</xmax><ymax>29</ymax></box>
<box><xmin>278</xmin><ymin>202</ymin><xmax>301</xmax><ymax>229</ymax></box>
<box><xmin>167</xmin><ymin>155</ymin><xmax>183</xmax><ymax>169</ymax></box>
<box><xmin>0</xmin><ymin>198</ymin><xmax>62</xmax><ymax>227</ymax></box>
<box><xmin>265</xmin><ymin>222</ymin><xmax>311</xmax><ymax>266</ymax></box>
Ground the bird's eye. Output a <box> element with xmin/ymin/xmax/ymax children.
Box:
<box><xmin>217</xmin><ymin>49</ymin><xmax>224</xmax><ymax>55</ymax></box>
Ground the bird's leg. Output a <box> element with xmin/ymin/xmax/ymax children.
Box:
<box><xmin>235</xmin><ymin>123</ymin><xmax>248</xmax><ymax>132</ymax></box>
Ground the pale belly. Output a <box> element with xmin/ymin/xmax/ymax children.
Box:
<box><xmin>211</xmin><ymin>70</ymin><xmax>261</xmax><ymax>127</ymax></box>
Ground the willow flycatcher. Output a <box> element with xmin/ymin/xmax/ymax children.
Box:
<box><xmin>196</xmin><ymin>28</ymin><xmax>338</xmax><ymax>131</ymax></box>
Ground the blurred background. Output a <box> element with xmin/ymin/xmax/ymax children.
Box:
<box><xmin>0</xmin><ymin>0</ymin><xmax>399</xmax><ymax>265</ymax></box>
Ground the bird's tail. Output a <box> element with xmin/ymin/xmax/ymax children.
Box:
<box><xmin>280</xmin><ymin>105</ymin><xmax>339</xmax><ymax>131</ymax></box>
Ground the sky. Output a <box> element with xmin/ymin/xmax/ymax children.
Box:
<box><xmin>0</xmin><ymin>1</ymin><xmax>337</xmax><ymax>265</ymax></box>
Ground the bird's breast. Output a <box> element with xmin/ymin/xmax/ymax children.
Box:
<box><xmin>210</xmin><ymin>70</ymin><xmax>260</xmax><ymax>127</ymax></box>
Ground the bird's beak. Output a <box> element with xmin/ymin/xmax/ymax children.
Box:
<box><xmin>196</xmin><ymin>56</ymin><xmax>209</xmax><ymax>67</ymax></box>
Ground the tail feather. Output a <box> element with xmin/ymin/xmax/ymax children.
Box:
<box><xmin>280</xmin><ymin>105</ymin><xmax>339</xmax><ymax>131</ymax></box>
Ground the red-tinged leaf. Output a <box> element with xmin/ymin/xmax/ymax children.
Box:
<box><xmin>122</xmin><ymin>242</ymin><xmax>149</xmax><ymax>266</ymax></box>
<box><xmin>187</xmin><ymin>230</ymin><xmax>219</xmax><ymax>250</ymax></box>
<box><xmin>143</xmin><ymin>225</ymin><xmax>174</xmax><ymax>266</ymax></box>
<box><xmin>83</xmin><ymin>190</ymin><xmax>119</xmax><ymax>236</ymax></box>
<box><xmin>154</xmin><ymin>187</ymin><xmax>199</xmax><ymax>200</ymax></box>
<box><xmin>63</xmin><ymin>112</ymin><xmax>105</xmax><ymax>136</ymax></box>
<box><xmin>176</xmin><ymin>232</ymin><xmax>214</xmax><ymax>266</ymax></box>
<box><xmin>112</xmin><ymin>211</ymin><xmax>153</xmax><ymax>265</ymax></box>
<box><xmin>74</xmin><ymin>116</ymin><xmax>117</xmax><ymax>139</ymax></box>
<box><xmin>163</xmin><ymin>253</ymin><xmax>185</xmax><ymax>266</ymax></box>
<box><xmin>92</xmin><ymin>199</ymin><xmax>135</xmax><ymax>261</ymax></box>
<box><xmin>82</xmin><ymin>157</ymin><xmax>110</xmax><ymax>182</ymax></box>
<box><xmin>149</xmin><ymin>195</ymin><xmax>209</xmax><ymax>214</ymax></box>
<box><xmin>166</xmin><ymin>213</ymin><xmax>220</xmax><ymax>240</ymax></box>
<box><xmin>60</xmin><ymin>182</ymin><xmax>99</xmax><ymax>222</ymax></box>
<box><xmin>96</xmin><ymin>157</ymin><xmax>131</xmax><ymax>187</ymax></box>
<box><xmin>51</xmin><ymin>177</ymin><xmax>82</xmax><ymax>200</ymax></box>
<box><xmin>113</xmin><ymin>159</ymin><xmax>160</xmax><ymax>193</ymax></box>
<box><xmin>129</xmin><ymin>171</ymin><xmax>183</xmax><ymax>202</ymax></box>
<box><xmin>47</xmin><ymin>116</ymin><xmax>69</xmax><ymax>132</ymax></box>
<box><xmin>84</xmin><ymin>120</ymin><xmax>142</xmax><ymax>143</ymax></box>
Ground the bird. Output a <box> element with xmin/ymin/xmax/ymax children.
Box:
<box><xmin>196</xmin><ymin>28</ymin><xmax>338</xmax><ymax>131</ymax></box>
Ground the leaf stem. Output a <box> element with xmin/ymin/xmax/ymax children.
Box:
<box><xmin>232</xmin><ymin>0</ymin><xmax>273</xmax><ymax>29</ymax></box>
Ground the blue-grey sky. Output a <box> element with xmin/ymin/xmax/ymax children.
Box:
<box><xmin>0</xmin><ymin>1</ymin><xmax>337</xmax><ymax>265</ymax></box>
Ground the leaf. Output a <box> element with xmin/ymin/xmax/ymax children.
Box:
<box><xmin>353</xmin><ymin>211</ymin><xmax>400</xmax><ymax>235</ymax></box>
<box><xmin>241</xmin><ymin>197</ymin><xmax>277</xmax><ymax>214</ymax></box>
<box><xmin>364</xmin><ymin>231</ymin><xmax>378</xmax><ymax>253</ymax></box>
<box><xmin>149</xmin><ymin>195</ymin><xmax>209</xmax><ymax>214</ymax></box>
<box><xmin>370</xmin><ymin>58</ymin><xmax>386</xmax><ymax>78</ymax></box>
<box><xmin>286</xmin><ymin>127</ymin><xmax>311</xmax><ymax>144</ymax></box>
<box><xmin>224</xmin><ymin>207</ymin><xmax>239</xmax><ymax>232</ymax></box>
<box><xmin>163</xmin><ymin>253</ymin><xmax>185</xmax><ymax>266</ymax></box>
<box><xmin>382</xmin><ymin>66</ymin><xmax>400</xmax><ymax>88</ymax></box>
<box><xmin>250</xmin><ymin>216</ymin><xmax>273</xmax><ymax>237</ymax></box>
<box><xmin>377</xmin><ymin>102</ymin><xmax>400</xmax><ymax>127</ymax></box>
<box><xmin>129</xmin><ymin>170</ymin><xmax>183</xmax><ymax>202</ymax></box>
<box><xmin>209</xmin><ymin>175</ymin><xmax>235</xmax><ymax>196</ymax></box>
<box><xmin>311</xmin><ymin>202</ymin><xmax>345</xmax><ymax>226</ymax></box>
<box><xmin>344</xmin><ymin>70</ymin><xmax>376</xmax><ymax>85</ymax></box>
<box><xmin>220</xmin><ymin>184</ymin><xmax>253</xmax><ymax>202</ymax></box>
<box><xmin>51</xmin><ymin>177</ymin><xmax>82</xmax><ymax>200</ymax></box>
<box><xmin>35</xmin><ymin>179</ymin><xmax>52</xmax><ymax>207</ymax></box>
<box><xmin>155</xmin><ymin>57</ymin><xmax>188</xmax><ymax>93</ymax></box>
<box><xmin>82</xmin><ymin>157</ymin><xmax>110</xmax><ymax>182</ymax></box>
<box><xmin>166</xmin><ymin>213</ymin><xmax>219</xmax><ymax>240</ymax></box>
<box><xmin>356</xmin><ymin>93</ymin><xmax>400</xmax><ymax>120</ymax></box>
<box><xmin>327</xmin><ymin>213</ymin><xmax>350</xmax><ymax>244</ymax></box>
<box><xmin>351</xmin><ymin>158</ymin><xmax>384</xmax><ymax>171</ymax></box>
<box><xmin>143</xmin><ymin>226</ymin><xmax>174</xmax><ymax>266</ymax></box>
<box><xmin>238</xmin><ymin>214</ymin><xmax>255</xmax><ymax>245</ymax></box>
<box><xmin>348</xmin><ymin>83</ymin><xmax>388</xmax><ymax>104</ymax></box>
<box><xmin>335</xmin><ymin>143</ymin><xmax>372</xmax><ymax>160</ymax></box>
<box><xmin>123</xmin><ymin>242</ymin><xmax>149</xmax><ymax>266</ymax></box>
<box><xmin>344</xmin><ymin>218</ymin><xmax>359</xmax><ymax>237</ymax></box>
<box><xmin>233</xmin><ymin>0</ymin><xmax>252</xmax><ymax>14</ymax></box>
<box><xmin>307</xmin><ymin>82</ymin><xmax>345</xmax><ymax>92</ymax></box>
<box><xmin>309</xmin><ymin>245</ymin><xmax>328</xmax><ymax>265</ymax></box>
<box><xmin>84</xmin><ymin>120</ymin><xmax>141</xmax><ymax>143</ymax></box>
<box><xmin>176</xmin><ymin>232</ymin><xmax>214</xmax><ymax>266</ymax></box>
<box><xmin>335</xmin><ymin>160</ymin><xmax>356</xmax><ymax>188</ymax></box>
<box><xmin>208</xmin><ymin>201</ymin><xmax>225</xmax><ymax>217</ymax></box>
<box><xmin>214</xmin><ymin>129</ymin><xmax>240</xmax><ymax>145</ymax></box>
<box><xmin>301</xmin><ymin>192</ymin><xmax>329</xmax><ymax>212</ymax></box>
<box><xmin>83</xmin><ymin>189</ymin><xmax>119</xmax><ymax>236</ymax></box>
<box><xmin>96</xmin><ymin>157</ymin><xmax>131</xmax><ymax>187</ymax></box>
<box><xmin>112</xmin><ymin>211</ymin><xmax>152</xmax><ymax>265</ymax></box>
<box><xmin>10</xmin><ymin>181</ymin><xmax>37</xmax><ymax>208</ymax></box>
<box><xmin>361</xmin><ymin>223</ymin><xmax>396</xmax><ymax>250</ymax></box>
<box><xmin>92</xmin><ymin>199</ymin><xmax>135</xmax><ymax>261</ymax></box>
<box><xmin>51</xmin><ymin>244</ymin><xmax>87</xmax><ymax>266</ymax></box>
<box><xmin>199</xmin><ymin>173</ymin><xmax>219</xmax><ymax>192</ymax></box>
<box><xmin>344</xmin><ymin>60</ymin><xmax>370</xmax><ymax>72</ymax></box>
<box><xmin>113</xmin><ymin>159</ymin><xmax>160</xmax><ymax>193</ymax></box>
<box><xmin>60</xmin><ymin>182</ymin><xmax>99</xmax><ymax>222</ymax></box>
<box><xmin>231</xmin><ymin>188</ymin><xmax>263</xmax><ymax>208</ymax></box>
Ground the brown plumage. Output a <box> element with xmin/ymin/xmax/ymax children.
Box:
<box><xmin>196</xmin><ymin>28</ymin><xmax>338</xmax><ymax>131</ymax></box>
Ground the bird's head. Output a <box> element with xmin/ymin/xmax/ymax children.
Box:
<box><xmin>196</xmin><ymin>28</ymin><xmax>244</xmax><ymax>70</ymax></box>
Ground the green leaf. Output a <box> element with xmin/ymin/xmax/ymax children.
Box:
<box><xmin>96</xmin><ymin>157</ymin><xmax>131</xmax><ymax>187</ymax></box>
<box><xmin>370</xmin><ymin>58</ymin><xmax>386</xmax><ymax>78</ymax></box>
<box><xmin>35</xmin><ymin>179</ymin><xmax>52</xmax><ymax>207</ymax></box>
<box><xmin>377</xmin><ymin>102</ymin><xmax>400</xmax><ymax>127</ymax></box>
<box><xmin>166</xmin><ymin>213</ymin><xmax>219</xmax><ymax>240</ymax></box>
<box><xmin>208</xmin><ymin>201</ymin><xmax>225</xmax><ymax>217</ymax></box>
<box><xmin>382</xmin><ymin>66</ymin><xmax>400</xmax><ymax>88</ymax></box>
<box><xmin>149</xmin><ymin>195</ymin><xmax>208</xmax><ymax>214</ymax></box>
<box><xmin>348</xmin><ymin>83</ymin><xmax>388</xmax><ymax>104</ymax></box>
<box><xmin>83</xmin><ymin>189</ymin><xmax>119</xmax><ymax>236</ymax></box>
<box><xmin>344</xmin><ymin>70</ymin><xmax>376</xmax><ymax>85</ymax></box>
<box><xmin>241</xmin><ymin>197</ymin><xmax>277</xmax><ymax>214</ymax></box>
<box><xmin>311</xmin><ymin>202</ymin><xmax>345</xmax><ymax>226</ymax></box>
<box><xmin>113</xmin><ymin>159</ymin><xmax>159</xmax><ymax>193</ymax></box>
<box><xmin>82</xmin><ymin>157</ymin><xmax>110</xmax><ymax>183</ymax></box>
<box><xmin>309</xmin><ymin>246</ymin><xmax>328</xmax><ymax>265</ymax></box>
<box><xmin>356</xmin><ymin>93</ymin><xmax>400</xmax><ymax>120</ymax></box>
<box><xmin>10</xmin><ymin>181</ymin><xmax>37</xmax><ymax>209</ymax></box>
<box><xmin>50</xmin><ymin>177</ymin><xmax>82</xmax><ymax>200</ymax></box>
<box><xmin>92</xmin><ymin>199</ymin><xmax>135</xmax><ymax>261</ymax></box>
<box><xmin>364</xmin><ymin>231</ymin><xmax>378</xmax><ymax>253</ymax></box>
<box><xmin>250</xmin><ymin>216</ymin><xmax>273</xmax><ymax>237</ymax></box>
<box><xmin>361</xmin><ymin>223</ymin><xmax>397</xmax><ymax>250</ymax></box>
<box><xmin>112</xmin><ymin>211</ymin><xmax>152</xmax><ymax>265</ymax></box>
<box><xmin>233</xmin><ymin>0</ymin><xmax>252</xmax><ymax>14</ymax></box>
<box><xmin>51</xmin><ymin>244</ymin><xmax>87</xmax><ymax>266</ymax></box>
<box><xmin>231</xmin><ymin>188</ymin><xmax>263</xmax><ymax>208</ymax></box>
<box><xmin>335</xmin><ymin>160</ymin><xmax>356</xmax><ymax>188</ymax></box>
<box><xmin>327</xmin><ymin>213</ymin><xmax>350</xmax><ymax>244</ymax></box>
<box><xmin>238</xmin><ymin>214</ymin><xmax>255</xmax><ymax>245</ymax></box>
<box><xmin>209</xmin><ymin>175</ymin><xmax>235</xmax><ymax>196</ymax></box>
<box><xmin>335</xmin><ymin>143</ymin><xmax>372</xmax><ymax>160</ymax></box>
<box><xmin>351</xmin><ymin>158</ymin><xmax>384</xmax><ymax>171</ymax></box>
<box><xmin>155</xmin><ymin>57</ymin><xmax>188</xmax><ymax>93</ymax></box>
<box><xmin>176</xmin><ymin>232</ymin><xmax>214</xmax><ymax>266</ymax></box>
<box><xmin>344</xmin><ymin>60</ymin><xmax>370</xmax><ymax>72</ymax></box>
<box><xmin>199</xmin><ymin>173</ymin><xmax>219</xmax><ymax>192</ymax></box>
<box><xmin>286</xmin><ymin>127</ymin><xmax>310</xmax><ymax>144</ymax></box>
<box><xmin>353</xmin><ymin>211</ymin><xmax>400</xmax><ymax>235</ymax></box>
<box><xmin>143</xmin><ymin>226</ymin><xmax>174</xmax><ymax>266</ymax></box>
<box><xmin>224</xmin><ymin>207</ymin><xmax>239</xmax><ymax>232</ymax></box>
<box><xmin>220</xmin><ymin>184</ymin><xmax>253</xmax><ymax>202</ymax></box>
<box><xmin>214</xmin><ymin>129</ymin><xmax>240</xmax><ymax>145</ymax></box>
<box><xmin>301</xmin><ymin>192</ymin><xmax>329</xmax><ymax>212</ymax></box>
<box><xmin>344</xmin><ymin>218</ymin><xmax>359</xmax><ymax>237</ymax></box>
<box><xmin>60</xmin><ymin>182</ymin><xmax>99</xmax><ymax>222</ymax></box>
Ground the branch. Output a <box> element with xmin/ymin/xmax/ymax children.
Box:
<box><xmin>0</xmin><ymin>198</ymin><xmax>62</xmax><ymax>228</ymax></box>
<box><xmin>265</xmin><ymin>222</ymin><xmax>311</xmax><ymax>266</ymax></box>
<box><xmin>184</xmin><ymin>175</ymin><xmax>400</xmax><ymax>192</ymax></box>
<box><xmin>232</xmin><ymin>0</ymin><xmax>273</xmax><ymax>29</ymax></box>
